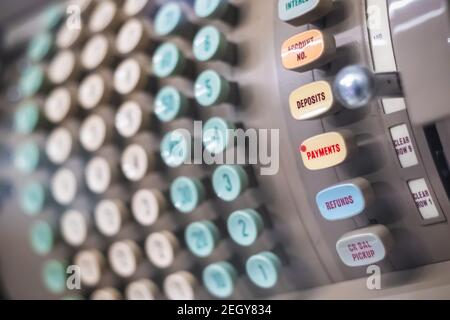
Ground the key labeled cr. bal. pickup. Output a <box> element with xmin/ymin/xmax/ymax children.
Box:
<box><xmin>289</xmin><ymin>80</ymin><xmax>336</xmax><ymax>120</ymax></box>
<box><xmin>281</xmin><ymin>29</ymin><xmax>336</xmax><ymax>73</ymax></box>
<box><xmin>278</xmin><ymin>0</ymin><xmax>333</xmax><ymax>26</ymax></box>
<box><xmin>299</xmin><ymin>131</ymin><xmax>356</xmax><ymax>171</ymax></box>
<box><xmin>336</xmin><ymin>225</ymin><xmax>392</xmax><ymax>267</ymax></box>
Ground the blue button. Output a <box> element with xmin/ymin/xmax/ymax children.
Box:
<box><xmin>14</xmin><ymin>142</ymin><xmax>40</xmax><ymax>174</ymax></box>
<box><xmin>202</xmin><ymin>262</ymin><xmax>237</xmax><ymax>298</ymax></box>
<box><xmin>203</xmin><ymin>117</ymin><xmax>235</xmax><ymax>155</ymax></box>
<box><xmin>20</xmin><ymin>182</ymin><xmax>46</xmax><ymax>216</ymax></box>
<box><xmin>185</xmin><ymin>221</ymin><xmax>219</xmax><ymax>257</ymax></box>
<box><xmin>154</xmin><ymin>2</ymin><xmax>184</xmax><ymax>36</ymax></box>
<box><xmin>212</xmin><ymin>165</ymin><xmax>249</xmax><ymax>202</ymax></box>
<box><xmin>194</xmin><ymin>0</ymin><xmax>229</xmax><ymax>19</ymax></box>
<box><xmin>227</xmin><ymin>209</ymin><xmax>263</xmax><ymax>246</ymax></box>
<box><xmin>170</xmin><ymin>177</ymin><xmax>205</xmax><ymax>213</ymax></box>
<box><xmin>316</xmin><ymin>178</ymin><xmax>373</xmax><ymax>221</ymax></box>
<box><xmin>154</xmin><ymin>86</ymin><xmax>188</xmax><ymax>122</ymax></box>
<box><xmin>160</xmin><ymin>129</ymin><xmax>191</xmax><ymax>168</ymax></box>
<box><xmin>152</xmin><ymin>42</ymin><xmax>186</xmax><ymax>78</ymax></box>
<box><xmin>28</xmin><ymin>33</ymin><xmax>53</xmax><ymax>62</ymax></box>
<box><xmin>19</xmin><ymin>65</ymin><xmax>45</xmax><ymax>98</ymax></box>
<box><xmin>194</xmin><ymin>70</ymin><xmax>231</xmax><ymax>107</ymax></box>
<box><xmin>42</xmin><ymin>260</ymin><xmax>67</xmax><ymax>294</ymax></box>
<box><xmin>193</xmin><ymin>26</ymin><xmax>228</xmax><ymax>62</ymax></box>
<box><xmin>246</xmin><ymin>252</ymin><xmax>281</xmax><ymax>289</ymax></box>
<box><xmin>30</xmin><ymin>220</ymin><xmax>54</xmax><ymax>256</ymax></box>
<box><xmin>14</xmin><ymin>101</ymin><xmax>40</xmax><ymax>134</ymax></box>
<box><xmin>278</xmin><ymin>0</ymin><xmax>332</xmax><ymax>25</ymax></box>
<box><xmin>42</xmin><ymin>4</ymin><xmax>64</xmax><ymax>30</ymax></box>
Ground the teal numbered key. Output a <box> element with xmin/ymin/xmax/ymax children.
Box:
<box><xmin>14</xmin><ymin>141</ymin><xmax>41</xmax><ymax>174</ymax></box>
<box><xmin>193</xmin><ymin>26</ymin><xmax>228</xmax><ymax>62</ymax></box>
<box><xmin>194</xmin><ymin>0</ymin><xmax>229</xmax><ymax>19</ymax></box>
<box><xmin>246</xmin><ymin>252</ymin><xmax>281</xmax><ymax>289</ymax></box>
<box><xmin>202</xmin><ymin>262</ymin><xmax>237</xmax><ymax>298</ymax></box>
<box><xmin>30</xmin><ymin>220</ymin><xmax>54</xmax><ymax>256</ymax></box>
<box><xmin>19</xmin><ymin>65</ymin><xmax>45</xmax><ymax>98</ymax></box>
<box><xmin>202</xmin><ymin>117</ymin><xmax>235</xmax><ymax>154</ymax></box>
<box><xmin>170</xmin><ymin>177</ymin><xmax>205</xmax><ymax>213</ymax></box>
<box><xmin>14</xmin><ymin>101</ymin><xmax>40</xmax><ymax>134</ymax></box>
<box><xmin>160</xmin><ymin>129</ymin><xmax>191</xmax><ymax>168</ymax></box>
<box><xmin>42</xmin><ymin>260</ymin><xmax>67</xmax><ymax>294</ymax></box>
<box><xmin>185</xmin><ymin>221</ymin><xmax>219</xmax><ymax>257</ymax></box>
<box><xmin>154</xmin><ymin>86</ymin><xmax>188</xmax><ymax>122</ymax></box>
<box><xmin>194</xmin><ymin>70</ymin><xmax>231</xmax><ymax>107</ymax></box>
<box><xmin>154</xmin><ymin>2</ymin><xmax>184</xmax><ymax>36</ymax></box>
<box><xmin>152</xmin><ymin>42</ymin><xmax>186</xmax><ymax>78</ymax></box>
<box><xmin>212</xmin><ymin>165</ymin><xmax>249</xmax><ymax>202</ymax></box>
<box><xmin>227</xmin><ymin>209</ymin><xmax>263</xmax><ymax>246</ymax></box>
<box><xmin>20</xmin><ymin>182</ymin><xmax>47</xmax><ymax>216</ymax></box>
<box><xmin>42</xmin><ymin>4</ymin><xmax>64</xmax><ymax>30</ymax></box>
<box><xmin>27</xmin><ymin>33</ymin><xmax>53</xmax><ymax>62</ymax></box>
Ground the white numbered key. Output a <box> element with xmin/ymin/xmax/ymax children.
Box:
<box><xmin>94</xmin><ymin>199</ymin><xmax>128</xmax><ymax>237</ymax></box>
<box><xmin>125</xmin><ymin>279</ymin><xmax>159</xmax><ymax>300</ymax></box>
<box><xmin>48</xmin><ymin>50</ymin><xmax>78</xmax><ymax>84</ymax></box>
<box><xmin>145</xmin><ymin>231</ymin><xmax>178</xmax><ymax>269</ymax></box>
<box><xmin>85</xmin><ymin>156</ymin><xmax>117</xmax><ymax>194</ymax></box>
<box><xmin>116</xmin><ymin>18</ymin><xmax>150</xmax><ymax>55</ymax></box>
<box><xmin>131</xmin><ymin>189</ymin><xmax>167</xmax><ymax>226</ymax></box>
<box><xmin>44</xmin><ymin>86</ymin><xmax>76</xmax><ymax>123</ymax></box>
<box><xmin>91</xmin><ymin>287</ymin><xmax>122</xmax><ymax>300</ymax></box>
<box><xmin>56</xmin><ymin>23</ymin><xmax>84</xmax><ymax>49</ymax></box>
<box><xmin>60</xmin><ymin>209</ymin><xmax>90</xmax><ymax>247</ymax></box>
<box><xmin>46</xmin><ymin>126</ymin><xmax>76</xmax><ymax>165</ymax></box>
<box><xmin>163</xmin><ymin>271</ymin><xmax>197</xmax><ymax>300</ymax></box>
<box><xmin>115</xmin><ymin>100</ymin><xmax>149</xmax><ymax>138</ymax></box>
<box><xmin>113</xmin><ymin>56</ymin><xmax>148</xmax><ymax>95</ymax></box>
<box><xmin>120</xmin><ymin>144</ymin><xmax>155</xmax><ymax>181</ymax></box>
<box><xmin>89</xmin><ymin>0</ymin><xmax>121</xmax><ymax>33</ymax></box>
<box><xmin>78</xmin><ymin>71</ymin><xmax>113</xmax><ymax>110</ymax></box>
<box><xmin>108</xmin><ymin>240</ymin><xmax>141</xmax><ymax>278</ymax></box>
<box><xmin>81</xmin><ymin>34</ymin><xmax>114</xmax><ymax>70</ymax></box>
<box><xmin>80</xmin><ymin>110</ymin><xmax>114</xmax><ymax>152</ymax></box>
<box><xmin>74</xmin><ymin>249</ymin><xmax>105</xmax><ymax>287</ymax></box>
<box><xmin>51</xmin><ymin>168</ymin><xmax>78</xmax><ymax>205</ymax></box>
<box><xmin>124</xmin><ymin>0</ymin><xmax>149</xmax><ymax>17</ymax></box>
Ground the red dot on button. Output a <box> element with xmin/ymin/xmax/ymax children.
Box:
<box><xmin>300</xmin><ymin>145</ymin><xmax>307</xmax><ymax>153</ymax></box>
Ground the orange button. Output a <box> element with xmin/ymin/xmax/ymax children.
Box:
<box><xmin>289</xmin><ymin>81</ymin><xmax>336</xmax><ymax>120</ymax></box>
<box><xmin>299</xmin><ymin>131</ymin><xmax>356</xmax><ymax>171</ymax></box>
<box><xmin>281</xmin><ymin>29</ymin><xmax>335</xmax><ymax>72</ymax></box>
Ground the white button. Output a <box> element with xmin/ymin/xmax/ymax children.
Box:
<box><xmin>408</xmin><ymin>178</ymin><xmax>440</xmax><ymax>220</ymax></box>
<box><xmin>81</xmin><ymin>34</ymin><xmax>112</xmax><ymax>70</ymax></box>
<box><xmin>89</xmin><ymin>0</ymin><xmax>119</xmax><ymax>33</ymax></box>
<box><xmin>48</xmin><ymin>50</ymin><xmax>77</xmax><ymax>84</ymax></box>
<box><xmin>46</xmin><ymin>127</ymin><xmax>74</xmax><ymax>165</ymax></box>
<box><xmin>51</xmin><ymin>168</ymin><xmax>78</xmax><ymax>205</ymax></box>
<box><xmin>44</xmin><ymin>87</ymin><xmax>75</xmax><ymax>124</ymax></box>
<box><xmin>56</xmin><ymin>24</ymin><xmax>83</xmax><ymax>49</ymax></box>
<box><xmin>389</xmin><ymin>124</ymin><xmax>419</xmax><ymax>168</ymax></box>
<box><xmin>80</xmin><ymin>114</ymin><xmax>109</xmax><ymax>152</ymax></box>
<box><xmin>124</xmin><ymin>0</ymin><xmax>149</xmax><ymax>16</ymax></box>
<box><xmin>114</xmin><ymin>57</ymin><xmax>144</xmax><ymax>95</ymax></box>
<box><xmin>163</xmin><ymin>271</ymin><xmax>196</xmax><ymax>300</ymax></box>
<box><xmin>116</xmin><ymin>18</ymin><xmax>148</xmax><ymax>55</ymax></box>
<box><xmin>120</xmin><ymin>144</ymin><xmax>155</xmax><ymax>182</ymax></box>
<box><xmin>125</xmin><ymin>279</ymin><xmax>159</xmax><ymax>300</ymax></box>
<box><xmin>91</xmin><ymin>287</ymin><xmax>122</xmax><ymax>300</ymax></box>
<box><xmin>78</xmin><ymin>72</ymin><xmax>110</xmax><ymax>110</ymax></box>
<box><xmin>131</xmin><ymin>189</ymin><xmax>167</xmax><ymax>226</ymax></box>
<box><xmin>108</xmin><ymin>240</ymin><xmax>141</xmax><ymax>278</ymax></box>
<box><xmin>382</xmin><ymin>98</ymin><xmax>406</xmax><ymax>114</ymax></box>
<box><xmin>94</xmin><ymin>199</ymin><xmax>128</xmax><ymax>237</ymax></box>
<box><xmin>60</xmin><ymin>210</ymin><xmax>89</xmax><ymax>247</ymax></box>
<box><xmin>74</xmin><ymin>249</ymin><xmax>105</xmax><ymax>287</ymax></box>
<box><xmin>115</xmin><ymin>100</ymin><xmax>147</xmax><ymax>138</ymax></box>
<box><xmin>69</xmin><ymin>0</ymin><xmax>95</xmax><ymax>14</ymax></box>
<box><xmin>85</xmin><ymin>157</ymin><xmax>115</xmax><ymax>194</ymax></box>
<box><xmin>145</xmin><ymin>231</ymin><xmax>178</xmax><ymax>269</ymax></box>
<box><xmin>336</xmin><ymin>225</ymin><xmax>392</xmax><ymax>267</ymax></box>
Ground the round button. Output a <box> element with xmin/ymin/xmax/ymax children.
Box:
<box><xmin>80</xmin><ymin>112</ymin><xmax>111</xmax><ymax>152</ymax></box>
<box><xmin>19</xmin><ymin>65</ymin><xmax>45</xmax><ymax>98</ymax></box>
<box><xmin>193</xmin><ymin>26</ymin><xmax>228</xmax><ymax>62</ymax></box>
<box><xmin>124</xmin><ymin>0</ymin><xmax>149</xmax><ymax>17</ymax></box>
<box><xmin>74</xmin><ymin>249</ymin><xmax>105</xmax><ymax>287</ymax></box>
<box><xmin>202</xmin><ymin>262</ymin><xmax>237</xmax><ymax>298</ymax></box>
<box><xmin>85</xmin><ymin>157</ymin><xmax>115</xmax><ymax>194</ymax></box>
<box><xmin>14</xmin><ymin>101</ymin><xmax>41</xmax><ymax>134</ymax></box>
<box><xmin>163</xmin><ymin>271</ymin><xmax>197</xmax><ymax>300</ymax></box>
<box><xmin>30</xmin><ymin>220</ymin><xmax>54</xmax><ymax>256</ymax></box>
<box><xmin>114</xmin><ymin>57</ymin><xmax>147</xmax><ymax>95</ymax></box>
<box><xmin>94</xmin><ymin>199</ymin><xmax>128</xmax><ymax>237</ymax></box>
<box><xmin>81</xmin><ymin>34</ymin><xmax>113</xmax><ymax>71</ymax></box>
<box><xmin>14</xmin><ymin>141</ymin><xmax>40</xmax><ymax>174</ymax></box>
<box><xmin>170</xmin><ymin>177</ymin><xmax>205</xmax><ymax>213</ymax></box>
<box><xmin>115</xmin><ymin>100</ymin><xmax>148</xmax><ymax>138</ymax></box>
<box><xmin>20</xmin><ymin>182</ymin><xmax>46</xmax><ymax>215</ymax></box>
<box><xmin>60</xmin><ymin>210</ymin><xmax>89</xmax><ymax>247</ymax></box>
<box><xmin>145</xmin><ymin>231</ymin><xmax>179</xmax><ymax>268</ymax></box>
<box><xmin>108</xmin><ymin>240</ymin><xmax>141</xmax><ymax>278</ymax></box>
<box><xmin>89</xmin><ymin>0</ymin><xmax>120</xmax><ymax>33</ymax></box>
<box><xmin>27</xmin><ymin>32</ymin><xmax>53</xmax><ymax>62</ymax></box>
<box><xmin>120</xmin><ymin>144</ymin><xmax>155</xmax><ymax>181</ymax></box>
<box><xmin>131</xmin><ymin>189</ymin><xmax>167</xmax><ymax>226</ymax></box>
<box><xmin>44</xmin><ymin>86</ymin><xmax>76</xmax><ymax>124</ymax></box>
<box><xmin>212</xmin><ymin>165</ymin><xmax>249</xmax><ymax>202</ymax></box>
<box><xmin>154</xmin><ymin>2</ymin><xmax>185</xmax><ymax>36</ymax></box>
<box><xmin>160</xmin><ymin>129</ymin><xmax>191</xmax><ymax>168</ymax></box>
<box><xmin>116</xmin><ymin>18</ymin><xmax>149</xmax><ymax>55</ymax></box>
<box><xmin>46</xmin><ymin>127</ymin><xmax>75</xmax><ymax>165</ymax></box>
<box><xmin>51</xmin><ymin>168</ymin><xmax>78</xmax><ymax>205</ymax></box>
<box><xmin>69</xmin><ymin>0</ymin><xmax>96</xmax><ymax>15</ymax></box>
<box><xmin>126</xmin><ymin>279</ymin><xmax>159</xmax><ymax>300</ymax></box>
<box><xmin>202</xmin><ymin>117</ymin><xmax>235</xmax><ymax>155</ymax></box>
<box><xmin>194</xmin><ymin>69</ymin><xmax>230</xmax><ymax>107</ymax></box>
<box><xmin>185</xmin><ymin>221</ymin><xmax>219</xmax><ymax>258</ymax></box>
<box><xmin>154</xmin><ymin>86</ymin><xmax>188</xmax><ymax>123</ymax></box>
<box><xmin>227</xmin><ymin>209</ymin><xmax>263</xmax><ymax>247</ymax></box>
<box><xmin>245</xmin><ymin>252</ymin><xmax>281</xmax><ymax>289</ymax></box>
<box><xmin>194</xmin><ymin>0</ymin><xmax>229</xmax><ymax>19</ymax></box>
<box><xmin>91</xmin><ymin>287</ymin><xmax>122</xmax><ymax>300</ymax></box>
<box><xmin>48</xmin><ymin>50</ymin><xmax>78</xmax><ymax>84</ymax></box>
<box><xmin>56</xmin><ymin>24</ymin><xmax>84</xmax><ymax>49</ymax></box>
<box><xmin>152</xmin><ymin>42</ymin><xmax>185</xmax><ymax>78</ymax></box>
<box><xmin>78</xmin><ymin>71</ymin><xmax>112</xmax><ymax>110</ymax></box>
<box><xmin>42</xmin><ymin>260</ymin><xmax>67</xmax><ymax>294</ymax></box>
